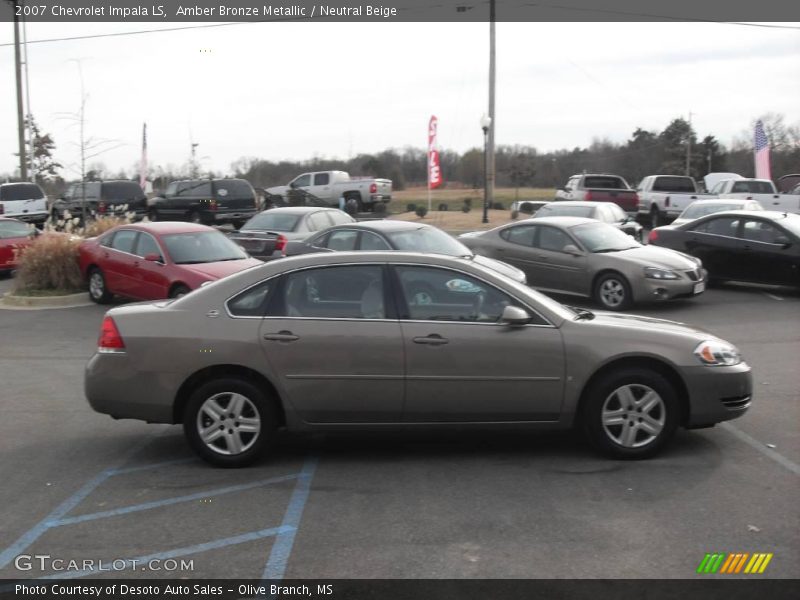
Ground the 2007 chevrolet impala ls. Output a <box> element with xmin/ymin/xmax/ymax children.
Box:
<box><xmin>85</xmin><ymin>251</ymin><xmax>752</xmax><ymax>466</ymax></box>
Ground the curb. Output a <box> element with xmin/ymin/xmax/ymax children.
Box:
<box><xmin>1</xmin><ymin>291</ymin><xmax>92</xmax><ymax>309</ymax></box>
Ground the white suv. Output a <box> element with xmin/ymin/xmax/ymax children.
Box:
<box><xmin>0</xmin><ymin>182</ymin><xmax>49</xmax><ymax>225</ymax></box>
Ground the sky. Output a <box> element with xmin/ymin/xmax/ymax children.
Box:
<box><xmin>1</xmin><ymin>21</ymin><xmax>799</xmax><ymax>180</ymax></box>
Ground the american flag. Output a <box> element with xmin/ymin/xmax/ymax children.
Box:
<box><xmin>139</xmin><ymin>123</ymin><xmax>148</xmax><ymax>191</ymax></box>
<box><xmin>754</xmin><ymin>120</ymin><xmax>771</xmax><ymax>180</ymax></box>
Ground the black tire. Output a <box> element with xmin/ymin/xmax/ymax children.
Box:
<box><xmin>594</xmin><ymin>272</ymin><xmax>632</xmax><ymax>311</ymax></box>
<box><xmin>189</xmin><ymin>211</ymin><xmax>203</xmax><ymax>225</ymax></box>
<box><xmin>88</xmin><ymin>267</ymin><xmax>113</xmax><ymax>304</ymax></box>
<box><xmin>148</xmin><ymin>208</ymin><xmax>159</xmax><ymax>222</ymax></box>
<box><xmin>582</xmin><ymin>367</ymin><xmax>680</xmax><ymax>459</ymax></box>
<box><xmin>232</xmin><ymin>220</ymin><xmax>246</xmax><ymax>230</ymax></box>
<box><xmin>183</xmin><ymin>378</ymin><xmax>277</xmax><ymax>467</ymax></box>
<box><xmin>650</xmin><ymin>206</ymin><xmax>661</xmax><ymax>229</ymax></box>
<box><xmin>169</xmin><ymin>284</ymin><xmax>191</xmax><ymax>299</ymax></box>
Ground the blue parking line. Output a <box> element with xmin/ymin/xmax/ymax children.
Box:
<box><xmin>53</xmin><ymin>473</ymin><xmax>301</xmax><ymax>526</ymax></box>
<box><xmin>261</xmin><ymin>455</ymin><xmax>319</xmax><ymax>581</ymax></box>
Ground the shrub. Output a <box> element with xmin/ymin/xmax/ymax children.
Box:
<box><xmin>407</xmin><ymin>203</ymin><xmax>417</xmax><ymax>213</ymax></box>
<box><xmin>461</xmin><ymin>204</ymin><xmax>471</xmax><ymax>213</ymax></box>
<box><xmin>415</xmin><ymin>206</ymin><xmax>428</xmax><ymax>218</ymax></box>
<box><xmin>438</xmin><ymin>203</ymin><xmax>449</xmax><ymax>211</ymax></box>
<box><xmin>492</xmin><ymin>202</ymin><xmax>504</xmax><ymax>210</ymax></box>
<box><xmin>14</xmin><ymin>233</ymin><xmax>84</xmax><ymax>293</ymax></box>
<box><xmin>519</xmin><ymin>202</ymin><xmax>535</xmax><ymax>215</ymax></box>
<box><xmin>82</xmin><ymin>216</ymin><xmax>129</xmax><ymax>238</ymax></box>
<box><xmin>511</xmin><ymin>210</ymin><xmax>520</xmax><ymax>220</ymax></box>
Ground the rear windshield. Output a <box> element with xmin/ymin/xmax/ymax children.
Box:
<box><xmin>0</xmin><ymin>183</ymin><xmax>44</xmax><ymax>201</ymax></box>
<box><xmin>0</xmin><ymin>220</ymin><xmax>33</xmax><ymax>239</ymax></box>
<box><xmin>102</xmin><ymin>182</ymin><xmax>145</xmax><ymax>200</ymax></box>
<box><xmin>730</xmin><ymin>181</ymin><xmax>775</xmax><ymax>194</ymax></box>
<box><xmin>537</xmin><ymin>204</ymin><xmax>594</xmax><ymax>218</ymax></box>
<box><xmin>653</xmin><ymin>177</ymin><xmax>696</xmax><ymax>193</ymax></box>
<box><xmin>242</xmin><ymin>212</ymin><xmax>300</xmax><ymax>232</ymax></box>
<box><xmin>583</xmin><ymin>176</ymin><xmax>627</xmax><ymax>189</ymax></box>
<box><xmin>386</xmin><ymin>227</ymin><xmax>471</xmax><ymax>256</ymax></box>
<box><xmin>215</xmin><ymin>179</ymin><xmax>254</xmax><ymax>199</ymax></box>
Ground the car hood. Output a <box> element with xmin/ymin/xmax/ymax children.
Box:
<box><xmin>265</xmin><ymin>185</ymin><xmax>290</xmax><ymax>196</ymax></box>
<box><xmin>179</xmin><ymin>258</ymin><xmax>262</xmax><ymax>279</ymax></box>
<box><xmin>581</xmin><ymin>311</ymin><xmax>721</xmax><ymax>344</ymax></box>
<box><xmin>603</xmin><ymin>245</ymin><xmax>699</xmax><ymax>270</ymax></box>
<box><xmin>471</xmin><ymin>254</ymin><xmax>527</xmax><ymax>283</ymax></box>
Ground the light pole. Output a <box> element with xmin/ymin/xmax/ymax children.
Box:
<box><xmin>481</xmin><ymin>114</ymin><xmax>492</xmax><ymax>224</ymax></box>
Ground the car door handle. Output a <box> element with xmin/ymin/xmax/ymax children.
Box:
<box><xmin>413</xmin><ymin>334</ymin><xmax>449</xmax><ymax>346</ymax></box>
<box><xmin>263</xmin><ymin>331</ymin><xmax>300</xmax><ymax>342</ymax></box>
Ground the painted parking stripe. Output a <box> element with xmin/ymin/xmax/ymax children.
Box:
<box><xmin>261</xmin><ymin>455</ymin><xmax>319</xmax><ymax>581</ymax></box>
<box><xmin>0</xmin><ymin>432</ymin><xmax>166</xmax><ymax>570</ymax></box>
<box><xmin>53</xmin><ymin>473</ymin><xmax>301</xmax><ymax>526</ymax></box>
<box><xmin>761</xmin><ymin>291</ymin><xmax>783</xmax><ymax>301</ymax></box>
<box><xmin>111</xmin><ymin>457</ymin><xmax>196</xmax><ymax>475</ymax></box>
<box><xmin>721</xmin><ymin>422</ymin><xmax>800</xmax><ymax>476</ymax></box>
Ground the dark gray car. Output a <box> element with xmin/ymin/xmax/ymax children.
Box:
<box><xmin>85</xmin><ymin>252</ymin><xmax>751</xmax><ymax>467</ymax></box>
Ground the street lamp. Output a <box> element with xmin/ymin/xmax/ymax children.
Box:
<box><xmin>481</xmin><ymin>114</ymin><xmax>492</xmax><ymax>224</ymax></box>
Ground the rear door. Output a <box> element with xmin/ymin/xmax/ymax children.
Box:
<box><xmin>258</xmin><ymin>264</ymin><xmax>404</xmax><ymax>423</ymax></box>
<box><xmin>308</xmin><ymin>173</ymin><xmax>333</xmax><ymax>203</ymax></box>
<box><xmin>393</xmin><ymin>264</ymin><xmax>564</xmax><ymax>422</ymax></box>
<box><xmin>102</xmin><ymin>229</ymin><xmax>140</xmax><ymax>296</ymax></box>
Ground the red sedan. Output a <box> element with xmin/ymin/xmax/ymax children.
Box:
<box><xmin>78</xmin><ymin>222</ymin><xmax>262</xmax><ymax>303</ymax></box>
<box><xmin>0</xmin><ymin>217</ymin><xmax>36</xmax><ymax>275</ymax></box>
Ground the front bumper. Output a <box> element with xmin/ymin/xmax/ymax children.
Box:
<box><xmin>85</xmin><ymin>353</ymin><xmax>177</xmax><ymax>423</ymax></box>
<box><xmin>682</xmin><ymin>362</ymin><xmax>753</xmax><ymax>427</ymax></box>
<box><xmin>633</xmin><ymin>269</ymin><xmax>708</xmax><ymax>303</ymax></box>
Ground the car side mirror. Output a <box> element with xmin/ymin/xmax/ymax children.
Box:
<box><xmin>774</xmin><ymin>236</ymin><xmax>791</xmax><ymax>248</ymax></box>
<box><xmin>144</xmin><ymin>253</ymin><xmax>163</xmax><ymax>263</ymax></box>
<box><xmin>562</xmin><ymin>244</ymin><xmax>583</xmax><ymax>256</ymax></box>
<box><xmin>500</xmin><ymin>305</ymin><xmax>532</xmax><ymax>326</ymax></box>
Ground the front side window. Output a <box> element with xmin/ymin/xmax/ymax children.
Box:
<box><xmin>275</xmin><ymin>265</ymin><xmax>385</xmax><ymax>319</ymax></box>
<box><xmin>328</xmin><ymin>210</ymin><xmax>356</xmax><ymax>225</ymax></box>
<box><xmin>162</xmin><ymin>231</ymin><xmax>248</xmax><ymax>264</ymax></box>
<box><xmin>536</xmin><ymin>226</ymin><xmax>573</xmax><ymax>253</ymax></box>
<box><xmin>307</xmin><ymin>212</ymin><xmax>333</xmax><ymax>231</ymax></box>
<box><xmin>740</xmin><ymin>220</ymin><xmax>784</xmax><ymax>244</ymax></box>
<box><xmin>395</xmin><ymin>266</ymin><xmax>530</xmax><ymax>324</ymax></box>
<box><xmin>110</xmin><ymin>230</ymin><xmax>138</xmax><ymax>254</ymax></box>
<box><xmin>292</xmin><ymin>174</ymin><xmax>312</xmax><ymax>188</ymax></box>
<box><xmin>500</xmin><ymin>225</ymin><xmax>536</xmax><ymax>247</ymax></box>
<box><xmin>135</xmin><ymin>233</ymin><xmax>162</xmax><ymax>259</ymax></box>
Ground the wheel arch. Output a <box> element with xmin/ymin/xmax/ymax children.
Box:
<box><xmin>591</xmin><ymin>268</ymin><xmax>629</xmax><ymax>292</ymax></box>
<box><xmin>172</xmin><ymin>364</ymin><xmax>287</xmax><ymax>427</ymax></box>
<box><xmin>574</xmin><ymin>355</ymin><xmax>690</xmax><ymax>427</ymax></box>
<box><xmin>168</xmin><ymin>281</ymin><xmax>191</xmax><ymax>297</ymax></box>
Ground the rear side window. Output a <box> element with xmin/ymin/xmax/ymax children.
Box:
<box><xmin>652</xmin><ymin>177</ymin><xmax>696</xmax><ymax>193</ymax></box>
<box><xmin>0</xmin><ymin>183</ymin><xmax>44</xmax><ymax>201</ymax></box>
<box><xmin>177</xmin><ymin>181</ymin><xmax>211</xmax><ymax>196</ymax></box>
<box><xmin>307</xmin><ymin>212</ymin><xmax>333</xmax><ymax>231</ymax></box>
<box><xmin>328</xmin><ymin>210</ymin><xmax>356</xmax><ymax>225</ymax></box>
<box><xmin>227</xmin><ymin>279</ymin><xmax>274</xmax><ymax>317</ymax></box>
<box><xmin>313</xmin><ymin>173</ymin><xmax>330</xmax><ymax>186</ymax></box>
<box><xmin>583</xmin><ymin>176</ymin><xmax>626</xmax><ymax>189</ymax></box>
<box><xmin>110</xmin><ymin>230</ymin><xmax>138</xmax><ymax>253</ymax></box>
<box><xmin>326</xmin><ymin>230</ymin><xmax>358</xmax><ymax>251</ymax></box>
<box><xmin>102</xmin><ymin>182</ymin><xmax>145</xmax><ymax>201</ymax></box>
<box><xmin>0</xmin><ymin>220</ymin><xmax>32</xmax><ymax>238</ymax></box>
<box><xmin>692</xmin><ymin>217</ymin><xmax>740</xmax><ymax>237</ymax></box>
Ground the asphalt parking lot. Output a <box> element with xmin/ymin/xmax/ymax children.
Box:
<box><xmin>0</xmin><ymin>274</ymin><xmax>798</xmax><ymax>581</ymax></box>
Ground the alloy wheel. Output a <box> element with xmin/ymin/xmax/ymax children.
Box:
<box><xmin>601</xmin><ymin>384</ymin><xmax>665</xmax><ymax>448</ymax></box>
<box><xmin>196</xmin><ymin>392</ymin><xmax>261</xmax><ymax>456</ymax></box>
<box><xmin>89</xmin><ymin>272</ymin><xmax>104</xmax><ymax>299</ymax></box>
<box><xmin>600</xmin><ymin>279</ymin><xmax>626</xmax><ymax>308</ymax></box>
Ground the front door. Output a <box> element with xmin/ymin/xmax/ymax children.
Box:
<box><xmin>259</xmin><ymin>264</ymin><xmax>404</xmax><ymax>424</ymax></box>
<box><xmin>392</xmin><ymin>265</ymin><xmax>565</xmax><ymax>423</ymax></box>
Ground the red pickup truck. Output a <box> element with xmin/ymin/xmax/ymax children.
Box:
<box><xmin>555</xmin><ymin>173</ymin><xmax>639</xmax><ymax>215</ymax></box>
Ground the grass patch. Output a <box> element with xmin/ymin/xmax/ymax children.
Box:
<box><xmin>391</xmin><ymin>187</ymin><xmax>555</xmax><ymax>214</ymax></box>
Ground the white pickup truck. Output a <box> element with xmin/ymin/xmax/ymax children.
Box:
<box><xmin>636</xmin><ymin>175</ymin><xmax>713</xmax><ymax>227</ymax></box>
<box><xmin>0</xmin><ymin>182</ymin><xmax>49</xmax><ymax>225</ymax></box>
<box><xmin>265</xmin><ymin>170</ymin><xmax>392</xmax><ymax>212</ymax></box>
<box><xmin>707</xmin><ymin>177</ymin><xmax>800</xmax><ymax>214</ymax></box>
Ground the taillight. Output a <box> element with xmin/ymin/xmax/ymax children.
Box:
<box><xmin>632</xmin><ymin>193</ymin><xmax>639</xmax><ymax>209</ymax></box>
<box><xmin>665</xmin><ymin>196</ymin><xmax>670</xmax><ymax>207</ymax></box>
<box><xmin>98</xmin><ymin>202</ymin><xmax>106</xmax><ymax>214</ymax></box>
<box><xmin>210</xmin><ymin>199</ymin><xmax>218</xmax><ymax>211</ymax></box>
<box><xmin>0</xmin><ymin>204</ymin><xmax>4</xmax><ymax>215</ymax></box>
<box><xmin>648</xmin><ymin>229</ymin><xmax>659</xmax><ymax>243</ymax></box>
<box><xmin>274</xmin><ymin>234</ymin><xmax>288</xmax><ymax>256</ymax></box>
<box><xmin>746</xmin><ymin>196</ymin><xmax>753</xmax><ymax>200</ymax></box>
<box><xmin>98</xmin><ymin>316</ymin><xmax>125</xmax><ymax>353</ymax></box>
<box><xmin>369</xmin><ymin>183</ymin><xmax>377</xmax><ymax>194</ymax></box>
<box><xmin>585</xmin><ymin>191</ymin><xmax>593</xmax><ymax>201</ymax></box>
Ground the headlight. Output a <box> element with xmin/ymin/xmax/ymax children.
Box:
<box><xmin>644</xmin><ymin>267</ymin><xmax>679</xmax><ymax>280</ymax></box>
<box><xmin>694</xmin><ymin>340</ymin><xmax>742</xmax><ymax>366</ymax></box>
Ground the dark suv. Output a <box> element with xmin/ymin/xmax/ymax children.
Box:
<box><xmin>52</xmin><ymin>181</ymin><xmax>148</xmax><ymax>221</ymax></box>
<box><xmin>149</xmin><ymin>179</ymin><xmax>258</xmax><ymax>228</ymax></box>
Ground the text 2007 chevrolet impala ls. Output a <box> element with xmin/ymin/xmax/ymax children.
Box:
<box><xmin>85</xmin><ymin>252</ymin><xmax>752</xmax><ymax>467</ymax></box>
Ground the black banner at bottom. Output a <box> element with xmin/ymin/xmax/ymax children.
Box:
<box><xmin>2</xmin><ymin>579</ymin><xmax>799</xmax><ymax>600</ymax></box>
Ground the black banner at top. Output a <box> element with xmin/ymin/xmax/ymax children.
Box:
<box><xmin>0</xmin><ymin>0</ymin><xmax>798</xmax><ymax>22</ymax></box>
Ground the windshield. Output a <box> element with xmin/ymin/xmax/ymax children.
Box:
<box><xmin>653</xmin><ymin>176</ymin><xmax>696</xmax><ymax>193</ymax></box>
<box><xmin>571</xmin><ymin>222</ymin><xmax>641</xmax><ymax>252</ymax></box>
<box><xmin>162</xmin><ymin>231</ymin><xmax>249</xmax><ymax>264</ymax></box>
<box><xmin>0</xmin><ymin>220</ymin><xmax>33</xmax><ymax>239</ymax></box>
<box><xmin>681</xmin><ymin>202</ymin><xmax>746</xmax><ymax>220</ymax></box>
<box><xmin>387</xmin><ymin>227</ymin><xmax>472</xmax><ymax>256</ymax></box>
<box><xmin>583</xmin><ymin>176</ymin><xmax>627</xmax><ymax>189</ymax></box>
<box><xmin>536</xmin><ymin>205</ymin><xmax>594</xmax><ymax>218</ymax></box>
<box><xmin>242</xmin><ymin>212</ymin><xmax>300</xmax><ymax>232</ymax></box>
<box><xmin>0</xmin><ymin>183</ymin><xmax>44</xmax><ymax>201</ymax></box>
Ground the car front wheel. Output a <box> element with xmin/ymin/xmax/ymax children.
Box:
<box><xmin>183</xmin><ymin>378</ymin><xmax>277</xmax><ymax>467</ymax></box>
<box><xmin>582</xmin><ymin>367</ymin><xmax>679</xmax><ymax>459</ymax></box>
<box><xmin>594</xmin><ymin>272</ymin><xmax>632</xmax><ymax>311</ymax></box>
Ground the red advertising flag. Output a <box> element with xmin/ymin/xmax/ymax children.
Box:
<box><xmin>428</xmin><ymin>115</ymin><xmax>442</xmax><ymax>189</ymax></box>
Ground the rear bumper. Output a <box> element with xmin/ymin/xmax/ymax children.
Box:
<box><xmin>8</xmin><ymin>211</ymin><xmax>48</xmax><ymax>224</ymax></box>
<box><xmin>211</xmin><ymin>210</ymin><xmax>257</xmax><ymax>222</ymax></box>
<box><xmin>682</xmin><ymin>363</ymin><xmax>753</xmax><ymax>427</ymax></box>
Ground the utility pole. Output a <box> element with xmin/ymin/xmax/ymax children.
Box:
<box><xmin>12</xmin><ymin>0</ymin><xmax>28</xmax><ymax>179</ymax></box>
<box><xmin>487</xmin><ymin>0</ymin><xmax>496</xmax><ymax>210</ymax></box>
<box><xmin>685</xmin><ymin>111</ymin><xmax>693</xmax><ymax>177</ymax></box>
<box><xmin>22</xmin><ymin>7</ymin><xmax>35</xmax><ymax>182</ymax></box>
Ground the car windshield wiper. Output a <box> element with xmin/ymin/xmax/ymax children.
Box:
<box><xmin>569</xmin><ymin>306</ymin><xmax>595</xmax><ymax>320</ymax></box>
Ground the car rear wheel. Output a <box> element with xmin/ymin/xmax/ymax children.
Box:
<box><xmin>650</xmin><ymin>206</ymin><xmax>662</xmax><ymax>229</ymax></box>
<box><xmin>183</xmin><ymin>378</ymin><xmax>277</xmax><ymax>467</ymax></box>
<box><xmin>189</xmin><ymin>211</ymin><xmax>202</xmax><ymax>224</ymax></box>
<box><xmin>583</xmin><ymin>367</ymin><xmax>679</xmax><ymax>459</ymax></box>
<box><xmin>88</xmin><ymin>268</ymin><xmax>112</xmax><ymax>304</ymax></box>
<box><xmin>148</xmin><ymin>208</ymin><xmax>158</xmax><ymax>222</ymax></box>
<box><xmin>594</xmin><ymin>272</ymin><xmax>632</xmax><ymax>311</ymax></box>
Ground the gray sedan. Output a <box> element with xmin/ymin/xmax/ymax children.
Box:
<box><xmin>85</xmin><ymin>251</ymin><xmax>751</xmax><ymax>467</ymax></box>
<box><xmin>460</xmin><ymin>217</ymin><xmax>707</xmax><ymax>310</ymax></box>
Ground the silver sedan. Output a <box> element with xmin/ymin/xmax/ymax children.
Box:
<box><xmin>85</xmin><ymin>251</ymin><xmax>750</xmax><ymax>467</ymax></box>
<box><xmin>460</xmin><ymin>216</ymin><xmax>707</xmax><ymax>310</ymax></box>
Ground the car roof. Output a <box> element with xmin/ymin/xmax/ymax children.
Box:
<box><xmin>113</xmin><ymin>222</ymin><xmax>216</xmax><ymax>235</ymax></box>
<box><xmin>515</xmin><ymin>216</ymin><xmax>598</xmax><ymax>227</ymax></box>
<box><xmin>254</xmin><ymin>206</ymin><xmax>340</xmax><ymax>216</ymax></box>
<box><xmin>320</xmin><ymin>220</ymin><xmax>429</xmax><ymax>233</ymax></box>
<box><xmin>540</xmin><ymin>201</ymin><xmax>611</xmax><ymax>208</ymax></box>
<box><xmin>686</xmin><ymin>199</ymin><xmax>754</xmax><ymax>205</ymax></box>
<box><xmin>691</xmin><ymin>209</ymin><xmax>797</xmax><ymax>221</ymax></box>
